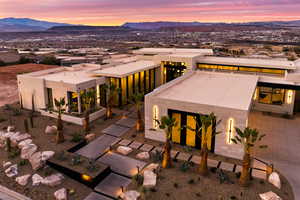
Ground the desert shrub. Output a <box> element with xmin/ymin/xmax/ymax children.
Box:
<box><xmin>188</xmin><ymin>178</ymin><xmax>195</xmax><ymax>184</ymax></box>
<box><xmin>8</xmin><ymin>148</ymin><xmax>20</xmax><ymax>158</ymax></box>
<box><xmin>43</xmin><ymin>166</ymin><xmax>54</xmax><ymax>176</ymax></box>
<box><xmin>0</xmin><ymin>117</ymin><xmax>6</xmax><ymax>123</ymax></box>
<box><xmin>235</xmin><ymin>172</ymin><xmax>241</xmax><ymax>179</ymax></box>
<box><xmin>4</xmin><ymin>104</ymin><xmax>11</xmax><ymax>111</ymax></box>
<box><xmin>12</xmin><ymin>108</ymin><xmax>22</xmax><ymax>116</ymax></box>
<box><xmin>19</xmin><ymin>159</ymin><xmax>28</xmax><ymax>166</ymax></box>
<box><xmin>180</xmin><ymin>161</ymin><xmax>191</xmax><ymax>172</ymax></box>
<box><xmin>70</xmin><ymin>155</ymin><xmax>83</xmax><ymax>166</ymax></box>
<box><xmin>173</xmin><ymin>183</ymin><xmax>179</xmax><ymax>188</ymax></box>
<box><xmin>230</xmin><ymin>196</ymin><xmax>237</xmax><ymax>200</ymax></box>
<box><xmin>132</xmin><ymin>174</ymin><xmax>144</xmax><ymax>186</ymax></box>
<box><xmin>71</xmin><ymin>132</ymin><xmax>84</xmax><ymax>143</ymax></box>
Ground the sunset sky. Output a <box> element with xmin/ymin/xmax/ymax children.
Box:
<box><xmin>1</xmin><ymin>0</ymin><xmax>300</xmax><ymax>25</ymax></box>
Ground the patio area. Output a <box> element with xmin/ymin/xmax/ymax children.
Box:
<box><xmin>249</xmin><ymin>111</ymin><xmax>300</xmax><ymax>199</ymax></box>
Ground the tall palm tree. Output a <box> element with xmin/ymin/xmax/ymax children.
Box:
<box><xmin>104</xmin><ymin>83</ymin><xmax>121</xmax><ymax>119</ymax></box>
<box><xmin>231</xmin><ymin>127</ymin><xmax>267</xmax><ymax>187</ymax></box>
<box><xmin>130</xmin><ymin>92</ymin><xmax>144</xmax><ymax>132</ymax></box>
<box><xmin>81</xmin><ymin>89</ymin><xmax>96</xmax><ymax>134</ymax></box>
<box><xmin>185</xmin><ymin>112</ymin><xmax>221</xmax><ymax>176</ymax></box>
<box><xmin>54</xmin><ymin>97</ymin><xmax>66</xmax><ymax>144</ymax></box>
<box><xmin>156</xmin><ymin>116</ymin><xmax>177</xmax><ymax>168</ymax></box>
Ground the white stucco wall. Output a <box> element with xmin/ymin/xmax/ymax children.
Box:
<box><xmin>145</xmin><ymin>93</ymin><xmax>247</xmax><ymax>160</ymax></box>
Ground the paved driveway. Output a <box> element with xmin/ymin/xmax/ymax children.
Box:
<box><xmin>249</xmin><ymin>111</ymin><xmax>300</xmax><ymax>199</ymax></box>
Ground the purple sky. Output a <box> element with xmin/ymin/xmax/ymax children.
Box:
<box><xmin>1</xmin><ymin>0</ymin><xmax>300</xmax><ymax>25</ymax></box>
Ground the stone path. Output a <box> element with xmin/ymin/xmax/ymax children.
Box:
<box><xmin>102</xmin><ymin>124</ymin><xmax>130</xmax><ymax>137</ymax></box>
<box><xmin>94</xmin><ymin>173</ymin><xmax>131</xmax><ymax>199</ymax></box>
<box><xmin>97</xmin><ymin>152</ymin><xmax>147</xmax><ymax>177</ymax></box>
<box><xmin>76</xmin><ymin>134</ymin><xmax>121</xmax><ymax>159</ymax></box>
<box><xmin>116</xmin><ymin>117</ymin><xmax>136</xmax><ymax>128</ymax></box>
<box><xmin>83</xmin><ymin>192</ymin><xmax>113</xmax><ymax>200</ymax></box>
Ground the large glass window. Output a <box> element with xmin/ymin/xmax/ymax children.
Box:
<box><xmin>198</xmin><ymin>64</ymin><xmax>285</xmax><ymax>76</ymax></box>
<box><xmin>258</xmin><ymin>87</ymin><xmax>285</xmax><ymax>105</ymax></box>
<box><xmin>67</xmin><ymin>91</ymin><xmax>79</xmax><ymax>112</ymax></box>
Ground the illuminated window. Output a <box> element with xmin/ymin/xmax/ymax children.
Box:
<box><xmin>286</xmin><ymin>90</ymin><xmax>294</xmax><ymax>104</ymax></box>
<box><xmin>227</xmin><ymin>118</ymin><xmax>234</xmax><ymax>144</ymax></box>
<box><xmin>258</xmin><ymin>87</ymin><xmax>285</xmax><ymax>105</ymax></box>
<box><xmin>253</xmin><ymin>88</ymin><xmax>258</xmax><ymax>100</ymax></box>
<box><xmin>152</xmin><ymin>105</ymin><xmax>159</xmax><ymax>129</ymax></box>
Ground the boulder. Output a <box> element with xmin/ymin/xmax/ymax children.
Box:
<box><xmin>32</xmin><ymin>174</ymin><xmax>44</xmax><ymax>186</ymax></box>
<box><xmin>29</xmin><ymin>152</ymin><xmax>43</xmax><ymax>170</ymax></box>
<box><xmin>136</xmin><ymin>152</ymin><xmax>150</xmax><ymax>160</ymax></box>
<box><xmin>5</xmin><ymin>164</ymin><xmax>18</xmax><ymax>178</ymax></box>
<box><xmin>143</xmin><ymin>170</ymin><xmax>157</xmax><ymax>188</ymax></box>
<box><xmin>144</xmin><ymin>163</ymin><xmax>159</xmax><ymax>172</ymax></box>
<box><xmin>117</xmin><ymin>146</ymin><xmax>133</xmax><ymax>155</ymax></box>
<box><xmin>18</xmin><ymin>139</ymin><xmax>32</xmax><ymax>149</ymax></box>
<box><xmin>21</xmin><ymin>143</ymin><xmax>37</xmax><ymax>159</ymax></box>
<box><xmin>15</xmin><ymin>174</ymin><xmax>31</xmax><ymax>186</ymax></box>
<box><xmin>42</xmin><ymin>151</ymin><xmax>55</xmax><ymax>161</ymax></box>
<box><xmin>268</xmin><ymin>172</ymin><xmax>281</xmax><ymax>189</ymax></box>
<box><xmin>45</xmin><ymin>126</ymin><xmax>57</xmax><ymax>135</ymax></box>
<box><xmin>259</xmin><ymin>191</ymin><xmax>282</xmax><ymax>200</ymax></box>
<box><xmin>3</xmin><ymin>161</ymin><xmax>12</xmax><ymax>169</ymax></box>
<box><xmin>120</xmin><ymin>190</ymin><xmax>141</xmax><ymax>200</ymax></box>
<box><xmin>13</xmin><ymin>133</ymin><xmax>31</xmax><ymax>143</ymax></box>
<box><xmin>85</xmin><ymin>133</ymin><xmax>96</xmax><ymax>142</ymax></box>
<box><xmin>7</xmin><ymin>126</ymin><xmax>15</xmax><ymax>132</ymax></box>
<box><xmin>42</xmin><ymin>173</ymin><xmax>64</xmax><ymax>187</ymax></box>
<box><xmin>54</xmin><ymin>188</ymin><xmax>67</xmax><ymax>200</ymax></box>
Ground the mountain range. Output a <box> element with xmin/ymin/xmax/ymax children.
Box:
<box><xmin>0</xmin><ymin>18</ymin><xmax>71</xmax><ymax>32</ymax></box>
<box><xmin>1</xmin><ymin>18</ymin><xmax>300</xmax><ymax>32</ymax></box>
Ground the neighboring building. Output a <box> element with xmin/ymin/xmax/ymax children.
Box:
<box><xmin>17</xmin><ymin>48</ymin><xmax>300</xmax><ymax>160</ymax></box>
<box><xmin>0</xmin><ymin>49</ymin><xmax>20</xmax><ymax>64</ymax></box>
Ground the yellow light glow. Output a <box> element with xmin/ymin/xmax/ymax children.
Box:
<box><xmin>253</xmin><ymin>88</ymin><xmax>258</xmax><ymax>100</ymax></box>
<box><xmin>153</xmin><ymin>105</ymin><xmax>159</xmax><ymax>129</ymax></box>
<box><xmin>227</xmin><ymin>118</ymin><xmax>234</xmax><ymax>144</ymax></box>
<box><xmin>81</xmin><ymin>174</ymin><xmax>92</xmax><ymax>182</ymax></box>
<box><xmin>287</xmin><ymin>90</ymin><xmax>293</xmax><ymax>104</ymax></box>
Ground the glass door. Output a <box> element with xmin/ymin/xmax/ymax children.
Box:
<box><xmin>171</xmin><ymin>112</ymin><xmax>181</xmax><ymax>144</ymax></box>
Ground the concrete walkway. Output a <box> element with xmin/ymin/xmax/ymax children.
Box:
<box><xmin>249</xmin><ymin>112</ymin><xmax>300</xmax><ymax>199</ymax></box>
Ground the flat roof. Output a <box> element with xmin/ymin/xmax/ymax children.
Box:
<box><xmin>156</xmin><ymin>71</ymin><xmax>258</xmax><ymax>111</ymax></box>
<box><xmin>92</xmin><ymin>60</ymin><xmax>158</xmax><ymax>78</ymax></box>
<box><xmin>134</xmin><ymin>48</ymin><xmax>213</xmax><ymax>55</ymax></box>
<box><xmin>199</xmin><ymin>56</ymin><xmax>295</xmax><ymax>70</ymax></box>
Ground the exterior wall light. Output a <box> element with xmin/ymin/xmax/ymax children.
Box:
<box><xmin>287</xmin><ymin>90</ymin><xmax>294</xmax><ymax>104</ymax></box>
<box><xmin>253</xmin><ymin>88</ymin><xmax>258</xmax><ymax>100</ymax></box>
<box><xmin>152</xmin><ymin>105</ymin><xmax>159</xmax><ymax>129</ymax></box>
<box><xmin>227</xmin><ymin>118</ymin><xmax>234</xmax><ymax>144</ymax></box>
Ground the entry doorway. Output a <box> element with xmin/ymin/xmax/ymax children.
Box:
<box><xmin>168</xmin><ymin>110</ymin><xmax>215</xmax><ymax>152</ymax></box>
<box><xmin>294</xmin><ymin>90</ymin><xmax>300</xmax><ymax>113</ymax></box>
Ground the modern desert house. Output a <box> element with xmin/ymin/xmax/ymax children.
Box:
<box><xmin>17</xmin><ymin>48</ymin><xmax>300</xmax><ymax>159</ymax></box>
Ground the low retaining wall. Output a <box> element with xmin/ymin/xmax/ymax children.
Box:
<box><xmin>40</xmin><ymin>108</ymin><xmax>106</xmax><ymax>126</ymax></box>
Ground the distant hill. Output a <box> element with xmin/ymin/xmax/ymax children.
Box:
<box><xmin>0</xmin><ymin>18</ymin><xmax>72</xmax><ymax>32</ymax></box>
<box><xmin>122</xmin><ymin>20</ymin><xmax>300</xmax><ymax>30</ymax></box>
<box><xmin>48</xmin><ymin>25</ymin><xmax>131</xmax><ymax>31</ymax></box>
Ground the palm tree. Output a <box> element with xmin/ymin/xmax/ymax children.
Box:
<box><xmin>54</xmin><ymin>97</ymin><xmax>66</xmax><ymax>144</ymax></box>
<box><xmin>231</xmin><ymin>127</ymin><xmax>267</xmax><ymax>187</ymax></box>
<box><xmin>81</xmin><ymin>89</ymin><xmax>96</xmax><ymax>134</ymax></box>
<box><xmin>185</xmin><ymin>112</ymin><xmax>221</xmax><ymax>176</ymax></box>
<box><xmin>104</xmin><ymin>83</ymin><xmax>121</xmax><ymax>119</ymax></box>
<box><xmin>155</xmin><ymin>116</ymin><xmax>177</xmax><ymax>168</ymax></box>
<box><xmin>130</xmin><ymin>92</ymin><xmax>144</xmax><ymax>132</ymax></box>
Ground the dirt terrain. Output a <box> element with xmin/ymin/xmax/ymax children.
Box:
<box><xmin>0</xmin><ymin>64</ymin><xmax>59</xmax><ymax>107</ymax></box>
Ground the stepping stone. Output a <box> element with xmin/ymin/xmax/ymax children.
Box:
<box><xmin>252</xmin><ymin>169</ymin><xmax>267</xmax><ymax>180</ymax></box>
<box><xmin>98</xmin><ymin>152</ymin><xmax>147</xmax><ymax>177</ymax></box>
<box><xmin>139</xmin><ymin>144</ymin><xmax>154</xmax><ymax>152</ymax></box>
<box><xmin>129</xmin><ymin>141</ymin><xmax>143</xmax><ymax>149</ymax></box>
<box><xmin>118</xmin><ymin>139</ymin><xmax>132</xmax><ymax>146</ymax></box>
<box><xmin>151</xmin><ymin>147</ymin><xmax>163</xmax><ymax>154</ymax></box>
<box><xmin>219</xmin><ymin>162</ymin><xmax>234</xmax><ymax>172</ymax></box>
<box><xmin>94</xmin><ymin>173</ymin><xmax>131</xmax><ymax>198</ymax></box>
<box><xmin>190</xmin><ymin>155</ymin><xmax>201</xmax><ymax>164</ymax></box>
<box><xmin>116</xmin><ymin>118</ymin><xmax>136</xmax><ymax>128</ymax></box>
<box><xmin>84</xmin><ymin>192</ymin><xmax>113</xmax><ymax>200</ymax></box>
<box><xmin>102</xmin><ymin>124</ymin><xmax>130</xmax><ymax>137</ymax></box>
<box><xmin>171</xmin><ymin>150</ymin><xmax>178</xmax><ymax>159</ymax></box>
<box><xmin>76</xmin><ymin>134</ymin><xmax>120</xmax><ymax>159</ymax></box>
<box><xmin>207</xmin><ymin>159</ymin><xmax>219</xmax><ymax>168</ymax></box>
<box><xmin>252</xmin><ymin>159</ymin><xmax>267</xmax><ymax>171</ymax></box>
<box><xmin>176</xmin><ymin>152</ymin><xmax>191</xmax><ymax>161</ymax></box>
